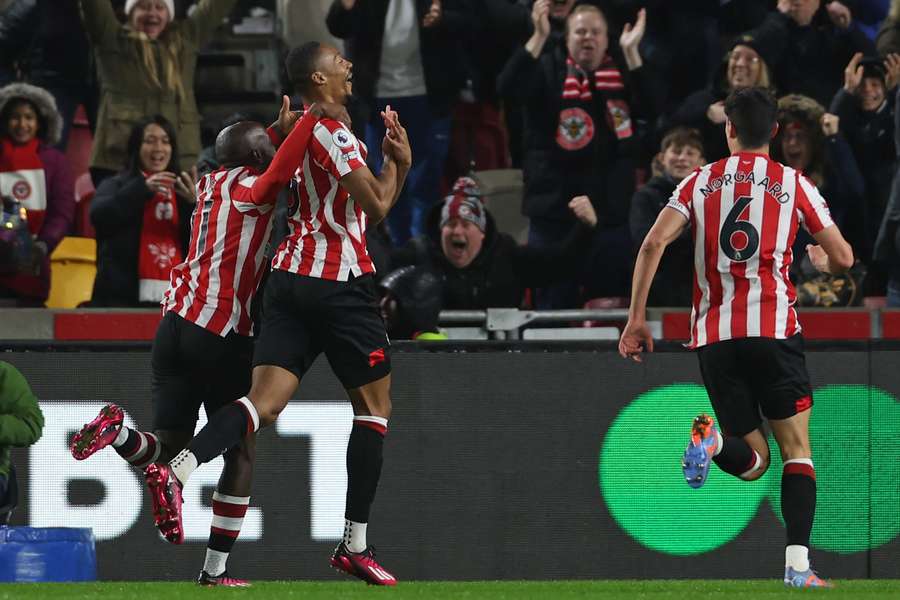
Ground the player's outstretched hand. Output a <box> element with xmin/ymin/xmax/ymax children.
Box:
<box><xmin>806</xmin><ymin>243</ymin><xmax>830</xmax><ymax>273</ymax></box>
<box><xmin>175</xmin><ymin>166</ymin><xmax>198</xmax><ymax>203</ymax></box>
<box><xmin>618</xmin><ymin>320</ymin><xmax>654</xmax><ymax>363</ymax></box>
<box><xmin>382</xmin><ymin>109</ymin><xmax>411</xmax><ymax>168</ymax></box>
<box><xmin>307</xmin><ymin>102</ymin><xmax>352</xmax><ymax>127</ymax></box>
<box><xmin>276</xmin><ymin>94</ymin><xmax>301</xmax><ymax>136</ymax></box>
<box><xmin>569</xmin><ymin>195</ymin><xmax>597</xmax><ymax>228</ymax></box>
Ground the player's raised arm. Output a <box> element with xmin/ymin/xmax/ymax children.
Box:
<box><xmin>339</xmin><ymin>110</ymin><xmax>412</xmax><ymax>223</ymax></box>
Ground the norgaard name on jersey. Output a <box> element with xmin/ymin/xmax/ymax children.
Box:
<box><xmin>699</xmin><ymin>171</ymin><xmax>790</xmax><ymax>204</ymax></box>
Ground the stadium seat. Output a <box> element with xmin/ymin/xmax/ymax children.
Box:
<box><xmin>473</xmin><ymin>169</ymin><xmax>528</xmax><ymax>244</ymax></box>
<box><xmin>46</xmin><ymin>237</ymin><xmax>97</xmax><ymax>309</ymax></box>
<box><xmin>73</xmin><ymin>172</ymin><xmax>96</xmax><ymax>238</ymax></box>
<box><xmin>64</xmin><ymin>105</ymin><xmax>93</xmax><ymax>181</ymax></box>
<box><xmin>523</xmin><ymin>327</ymin><xmax>620</xmax><ymax>340</ymax></box>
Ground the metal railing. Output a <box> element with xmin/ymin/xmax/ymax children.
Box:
<box><xmin>438</xmin><ymin>308</ymin><xmax>631</xmax><ymax>340</ymax></box>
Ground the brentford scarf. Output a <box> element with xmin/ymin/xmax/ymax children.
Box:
<box><xmin>0</xmin><ymin>137</ymin><xmax>47</xmax><ymax>234</ymax></box>
<box><xmin>138</xmin><ymin>174</ymin><xmax>182</xmax><ymax>303</ymax></box>
<box><xmin>557</xmin><ymin>55</ymin><xmax>633</xmax><ymax>153</ymax></box>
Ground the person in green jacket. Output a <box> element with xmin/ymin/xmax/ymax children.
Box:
<box><xmin>0</xmin><ymin>361</ymin><xmax>44</xmax><ymax>509</ymax></box>
<box><xmin>79</xmin><ymin>0</ymin><xmax>238</xmax><ymax>187</ymax></box>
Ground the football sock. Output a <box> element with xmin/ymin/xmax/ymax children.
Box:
<box><xmin>712</xmin><ymin>436</ymin><xmax>762</xmax><ymax>480</ymax></box>
<box><xmin>343</xmin><ymin>519</ymin><xmax>368</xmax><ymax>554</ymax></box>
<box><xmin>204</xmin><ymin>492</ymin><xmax>250</xmax><ymax>576</ymax></box>
<box><xmin>782</xmin><ymin>458</ymin><xmax>816</xmax><ymax>565</ymax></box>
<box><xmin>170</xmin><ymin>449</ymin><xmax>198</xmax><ymax>485</ymax></box>
<box><xmin>113</xmin><ymin>428</ymin><xmax>161</xmax><ymax>469</ymax></box>
<box><xmin>187</xmin><ymin>397</ymin><xmax>260</xmax><ymax>464</ymax></box>
<box><xmin>344</xmin><ymin>416</ymin><xmax>387</xmax><ymax>552</ymax></box>
<box><xmin>785</xmin><ymin>545</ymin><xmax>810</xmax><ymax>572</ymax></box>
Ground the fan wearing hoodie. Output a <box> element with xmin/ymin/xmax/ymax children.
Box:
<box><xmin>0</xmin><ymin>82</ymin><xmax>75</xmax><ymax>306</ymax></box>
<box><xmin>392</xmin><ymin>176</ymin><xmax>597</xmax><ymax>310</ymax></box>
<box><xmin>629</xmin><ymin>127</ymin><xmax>706</xmax><ymax>307</ymax></box>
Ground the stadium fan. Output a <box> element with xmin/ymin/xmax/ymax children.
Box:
<box><xmin>0</xmin><ymin>82</ymin><xmax>75</xmax><ymax>307</ymax></box>
<box><xmin>829</xmin><ymin>52</ymin><xmax>900</xmax><ymax>281</ymax></box>
<box><xmin>0</xmin><ymin>361</ymin><xmax>44</xmax><ymax>523</ymax></box>
<box><xmin>628</xmin><ymin>127</ymin><xmax>705</xmax><ymax>307</ymax></box>
<box><xmin>88</xmin><ymin>115</ymin><xmax>193</xmax><ymax>307</ymax></box>
<box><xmin>79</xmin><ymin>0</ymin><xmax>238</xmax><ymax>187</ymax></box>
<box><xmin>772</xmin><ymin>93</ymin><xmax>865</xmax><ymax>276</ymax></box>
<box><xmin>619</xmin><ymin>86</ymin><xmax>854</xmax><ymax>588</ymax></box>
<box><xmin>497</xmin><ymin>3</ymin><xmax>653</xmax><ymax>308</ymax></box>
<box><xmin>0</xmin><ymin>0</ymin><xmax>96</xmax><ymax>150</ymax></box>
<box><xmin>326</xmin><ymin>0</ymin><xmax>466</xmax><ymax>245</ymax></box>
<box><xmin>71</xmin><ymin>99</ymin><xmax>350</xmax><ymax>586</ymax></box>
<box><xmin>670</xmin><ymin>34</ymin><xmax>776</xmax><ymax>163</ymax></box>
<box><xmin>874</xmin><ymin>85</ymin><xmax>900</xmax><ymax>307</ymax></box>
<box><xmin>747</xmin><ymin>0</ymin><xmax>874</xmax><ymax>107</ymax></box>
<box><xmin>142</xmin><ymin>41</ymin><xmax>411</xmax><ymax>587</ymax></box>
<box><xmin>391</xmin><ymin>176</ymin><xmax>597</xmax><ymax>309</ymax></box>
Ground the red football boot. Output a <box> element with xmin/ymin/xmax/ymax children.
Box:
<box><xmin>330</xmin><ymin>543</ymin><xmax>398</xmax><ymax>586</ymax></box>
<box><xmin>197</xmin><ymin>570</ymin><xmax>251</xmax><ymax>587</ymax></box>
<box><xmin>144</xmin><ymin>463</ymin><xmax>184</xmax><ymax>544</ymax></box>
<box><xmin>71</xmin><ymin>404</ymin><xmax>124</xmax><ymax>460</ymax></box>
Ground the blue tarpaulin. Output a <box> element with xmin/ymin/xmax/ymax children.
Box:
<box><xmin>0</xmin><ymin>527</ymin><xmax>96</xmax><ymax>582</ymax></box>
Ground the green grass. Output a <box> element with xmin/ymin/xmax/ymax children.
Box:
<box><xmin>2</xmin><ymin>581</ymin><xmax>900</xmax><ymax>600</ymax></box>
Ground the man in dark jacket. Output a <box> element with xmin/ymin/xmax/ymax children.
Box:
<box><xmin>748</xmin><ymin>0</ymin><xmax>874</xmax><ymax>107</ymax></box>
<box><xmin>498</xmin><ymin>3</ymin><xmax>654</xmax><ymax>307</ymax></box>
<box><xmin>326</xmin><ymin>0</ymin><xmax>467</xmax><ymax>245</ymax></box>
<box><xmin>629</xmin><ymin>127</ymin><xmax>705</xmax><ymax>307</ymax></box>
<box><xmin>0</xmin><ymin>0</ymin><xmax>97</xmax><ymax>149</ymax></box>
<box><xmin>830</xmin><ymin>53</ymin><xmax>898</xmax><ymax>270</ymax></box>
<box><xmin>392</xmin><ymin>176</ymin><xmax>597</xmax><ymax>309</ymax></box>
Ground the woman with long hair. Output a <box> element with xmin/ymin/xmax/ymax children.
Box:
<box><xmin>79</xmin><ymin>0</ymin><xmax>237</xmax><ymax>186</ymax></box>
<box><xmin>89</xmin><ymin>115</ymin><xmax>194</xmax><ymax>307</ymax></box>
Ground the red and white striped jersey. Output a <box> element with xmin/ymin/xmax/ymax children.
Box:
<box><xmin>162</xmin><ymin>166</ymin><xmax>276</xmax><ymax>337</ymax></box>
<box><xmin>272</xmin><ymin>119</ymin><xmax>375</xmax><ymax>280</ymax></box>
<box><xmin>665</xmin><ymin>151</ymin><xmax>835</xmax><ymax>349</ymax></box>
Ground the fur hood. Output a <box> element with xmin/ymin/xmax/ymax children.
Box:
<box><xmin>0</xmin><ymin>83</ymin><xmax>63</xmax><ymax>146</ymax></box>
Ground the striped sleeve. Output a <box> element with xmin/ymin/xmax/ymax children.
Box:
<box><xmin>310</xmin><ymin>120</ymin><xmax>366</xmax><ymax>180</ymax></box>
<box><xmin>795</xmin><ymin>174</ymin><xmax>834</xmax><ymax>235</ymax></box>
<box><xmin>665</xmin><ymin>169</ymin><xmax>700</xmax><ymax>220</ymax></box>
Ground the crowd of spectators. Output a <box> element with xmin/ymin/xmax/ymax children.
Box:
<box><xmin>1</xmin><ymin>0</ymin><xmax>900</xmax><ymax>327</ymax></box>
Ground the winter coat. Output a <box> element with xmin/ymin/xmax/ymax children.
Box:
<box><xmin>0</xmin><ymin>82</ymin><xmax>74</xmax><ymax>302</ymax></box>
<box><xmin>79</xmin><ymin>0</ymin><xmax>237</xmax><ymax>172</ymax></box>
<box><xmin>0</xmin><ymin>361</ymin><xmax>44</xmax><ymax>479</ymax></box>
<box><xmin>497</xmin><ymin>41</ymin><xmax>657</xmax><ymax>225</ymax></box>
<box><xmin>325</xmin><ymin>0</ymin><xmax>468</xmax><ymax>121</ymax></box>
<box><xmin>749</xmin><ymin>8</ymin><xmax>874</xmax><ymax>107</ymax></box>
<box><xmin>0</xmin><ymin>0</ymin><xmax>92</xmax><ymax>90</ymax></box>
<box><xmin>829</xmin><ymin>87</ymin><xmax>896</xmax><ymax>261</ymax></box>
<box><xmin>874</xmin><ymin>86</ymin><xmax>900</xmax><ymax>280</ymax></box>
<box><xmin>391</xmin><ymin>203</ymin><xmax>593</xmax><ymax>309</ymax></box>
<box><xmin>89</xmin><ymin>171</ymin><xmax>191</xmax><ymax>307</ymax></box>
<box><xmin>628</xmin><ymin>175</ymin><xmax>693</xmax><ymax>307</ymax></box>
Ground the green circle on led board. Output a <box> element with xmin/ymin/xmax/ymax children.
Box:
<box><xmin>766</xmin><ymin>385</ymin><xmax>900</xmax><ymax>553</ymax></box>
<box><xmin>599</xmin><ymin>383</ymin><xmax>772</xmax><ymax>555</ymax></box>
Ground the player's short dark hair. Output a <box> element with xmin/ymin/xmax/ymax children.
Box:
<box><xmin>724</xmin><ymin>87</ymin><xmax>777</xmax><ymax>148</ymax></box>
<box><xmin>285</xmin><ymin>41</ymin><xmax>323</xmax><ymax>94</ymax></box>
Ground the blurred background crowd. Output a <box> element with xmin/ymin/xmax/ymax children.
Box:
<box><xmin>1</xmin><ymin>0</ymin><xmax>900</xmax><ymax>338</ymax></box>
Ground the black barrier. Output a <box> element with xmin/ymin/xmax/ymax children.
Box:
<box><xmin>3</xmin><ymin>342</ymin><xmax>900</xmax><ymax>581</ymax></box>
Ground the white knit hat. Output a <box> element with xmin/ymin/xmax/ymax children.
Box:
<box><xmin>124</xmin><ymin>0</ymin><xmax>175</xmax><ymax>20</ymax></box>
